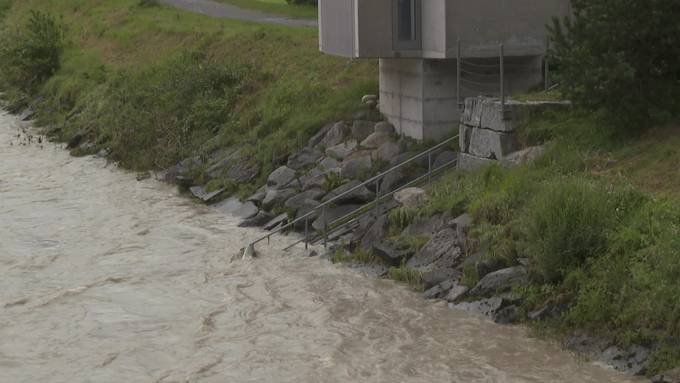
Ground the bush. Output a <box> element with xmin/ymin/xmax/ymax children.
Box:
<box><xmin>549</xmin><ymin>0</ymin><xmax>680</xmax><ymax>127</ymax></box>
<box><xmin>0</xmin><ymin>10</ymin><xmax>64</xmax><ymax>95</ymax></box>
<box><xmin>522</xmin><ymin>179</ymin><xmax>617</xmax><ymax>283</ymax></box>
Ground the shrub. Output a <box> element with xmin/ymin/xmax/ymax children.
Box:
<box><xmin>0</xmin><ymin>10</ymin><xmax>64</xmax><ymax>94</ymax></box>
<box><xmin>522</xmin><ymin>179</ymin><xmax>616</xmax><ymax>283</ymax></box>
<box><xmin>549</xmin><ymin>0</ymin><xmax>680</xmax><ymax>127</ymax></box>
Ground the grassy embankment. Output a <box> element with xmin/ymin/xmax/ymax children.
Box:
<box><xmin>216</xmin><ymin>0</ymin><xmax>317</xmax><ymax>19</ymax></box>
<box><xmin>0</xmin><ymin>0</ymin><xmax>376</xmax><ymax>195</ymax></box>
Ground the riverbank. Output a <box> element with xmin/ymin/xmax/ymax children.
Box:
<box><xmin>2</xmin><ymin>0</ymin><xmax>680</xmax><ymax>381</ymax></box>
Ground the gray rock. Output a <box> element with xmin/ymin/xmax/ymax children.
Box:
<box><xmin>450</xmin><ymin>297</ymin><xmax>504</xmax><ymax>317</ymax></box>
<box><xmin>287</xmin><ymin>147</ymin><xmax>323</xmax><ymax>170</ymax></box>
<box><xmin>422</xmin><ymin>269</ymin><xmax>460</xmax><ymax>290</ymax></box>
<box><xmin>433</xmin><ymin>150</ymin><xmax>457</xmax><ymax>169</ymax></box>
<box><xmin>361</xmin><ymin>132</ymin><xmax>392</xmax><ymax>149</ymax></box>
<box><xmin>317</xmin><ymin>157</ymin><xmax>340</xmax><ymax>172</ymax></box>
<box><xmin>300</xmin><ymin>172</ymin><xmax>326</xmax><ymax>191</ymax></box>
<box><xmin>19</xmin><ymin>108</ymin><xmax>35</xmax><ymax>121</ymax></box>
<box><xmin>312</xmin><ymin>204</ymin><xmax>362</xmax><ymax>231</ymax></box>
<box><xmin>501</xmin><ymin>145</ymin><xmax>546</xmax><ymax>167</ymax></box>
<box><xmin>319</xmin><ymin>121</ymin><xmax>350</xmax><ymax>148</ymax></box>
<box><xmin>308</xmin><ymin>123</ymin><xmax>333</xmax><ymax>148</ymax></box>
<box><xmin>293</xmin><ymin>200</ymin><xmax>322</xmax><ymax>231</ymax></box>
<box><xmin>267</xmin><ymin>166</ymin><xmax>297</xmax><ymax>189</ymax></box>
<box><xmin>445</xmin><ymin>282</ymin><xmax>469</xmax><ymax>303</ymax></box>
<box><xmin>226</xmin><ymin>160</ymin><xmax>259</xmax><ymax>183</ymax></box>
<box><xmin>360</xmin><ymin>215</ymin><xmax>389</xmax><ymax>251</ymax></box>
<box><xmin>262</xmin><ymin>188</ymin><xmax>297</xmax><ymax>211</ymax></box>
<box><xmin>599</xmin><ymin>345</ymin><xmax>650</xmax><ymax>376</ymax></box>
<box><xmin>469</xmin><ymin>266</ymin><xmax>528</xmax><ymax>296</ymax></box>
<box><xmin>341</xmin><ymin>152</ymin><xmax>373</xmax><ymax>180</ymax></box>
<box><xmin>263</xmin><ymin>213</ymin><xmax>289</xmax><ymax>231</ymax></box>
<box><xmin>423</xmin><ymin>278</ymin><xmax>457</xmax><ymax>300</ymax></box>
<box><xmin>390</xmin><ymin>151</ymin><xmax>428</xmax><ymax>168</ymax></box>
<box><xmin>494</xmin><ymin>305</ymin><xmax>521</xmax><ymax>324</ymax></box>
<box><xmin>374</xmin><ymin>121</ymin><xmax>395</xmax><ymax>135</ymax></box>
<box><xmin>284</xmin><ymin>189</ymin><xmax>325</xmax><ymax>211</ymax></box>
<box><xmin>457</xmin><ymin>152</ymin><xmax>496</xmax><ymax>171</ymax></box>
<box><xmin>361</xmin><ymin>94</ymin><xmax>378</xmax><ymax>104</ymax></box>
<box><xmin>326</xmin><ymin>141</ymin><xmax>357</xmax><ymax>160</ymax></box>
<box><xmin>394</xmin><ymin>187</ymin><xmax>428</xmax><ymax>208</ymax></box>
<box><xmin>476</xmin><ymin>258</ymin><xmax>506</xmax><ymax>280</ymax></box>
<box><xmin>213</xmin><ymin>198</ymin><xmax>259</xmax><ymax>219</ymax></box>
<box><xmin>322</xmin><ymin>179</ymin><xmax>375</xmax><ymax>205</ymax></box>
<box><xmin>402</xmin><ymin>214</ymin><xmax>447</xmax><ymax>237</ymax></box>
<box><xmin>374</xmin><ymin>141</ymin><xmax>401</xmax><ymax>163</ymax></box>
<box><xmin>372</xmin><ymin>240</ymin><xmax>415</xmax><ymax>267</ymax></box>
<box><xmin>380</xmin><ymin>167</ymin><xmax>409</xmax><ymax>193</ymax></box>
<box><xmin>238</xmin><ymin>211</ymin><xmax>275</xmax><ymax>227</ymax></box>
<box><xmin>246</xmin><ymin>187</ymin><xmax>267</xmax><ymax>205</ymax></box>
<box><xmin>468</xmin><ymin>128</ymin><xmax>518</xmax><ymax>160</ymax></box>
<box><xmin>351</xmin><ymin>120</ymin><xmax>375</xmax><ymax>142</ymax></box>
<box><xmin>348</xmin><ymin>262</ymin><xmax>389</xmax><ymax>278</ymax></box>
<box><xmin>163</xmin><ymin>156</ymin><xmax>201</xmax><ymax>185</ymax></box>
<box><xmin>459</xmin><ymin>124</ymin><xmax>472</xmax><ymax>153</ymax></box>
<box><xmin>206</xmin><ymin>148</ymin><xmax>240</xmax><ymax>179</ymax></box>
<box><xmin>189</xmin><ymin>186</ymin><xmax>225</xmax><ymax>203</ymax></box>
<box><xmin>407</xmin><ymin>228</ymin><xmax>463</xmax><ymax>272</ymax></box>
<box><xmin>653</xmin><ymin>368</ymin><xmax>680</xmax><ymax>383</ymax></box>
<box><xmin>460</xmin><ymin>97</ymin><xmax>485</xmax><ymax>128</ymax></box>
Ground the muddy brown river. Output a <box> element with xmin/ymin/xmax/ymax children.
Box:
<box><xmin>0</xmin><ymin>110</ymin><xmax>638</xmax><ymax>382</ymax></box>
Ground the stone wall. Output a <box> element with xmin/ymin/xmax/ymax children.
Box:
<box><xmin>458</xmin><ymin>97</ymin><xmax>569</xmax><ymax>170</ymax></box>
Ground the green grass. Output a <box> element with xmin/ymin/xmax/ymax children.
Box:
<box><xmin>216</xmin><ymin>0</ymin><xmax>317</xmax><ymax>19</ymax></box>
<box><xmin>0</xmin><ymin>0</ymin><xmax>376</xmax><ymax>182</ymax></box>
<box><xmin>388</xmin><ymin>263</ymin><xmax>423</xmax><ymax>291</ymax></box>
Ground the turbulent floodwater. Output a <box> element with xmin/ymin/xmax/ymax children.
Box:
<box><xmin>0</xmin><ymin>110</ymin><xmax>638</xmax><ymax>383</ymax></box>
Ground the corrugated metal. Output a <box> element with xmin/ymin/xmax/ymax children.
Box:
<box><xmin>319</xmin><ymin>0</ymin><xmax>355</xmax><ymax>57</ymax></box>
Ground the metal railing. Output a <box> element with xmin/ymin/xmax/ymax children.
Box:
<box><xmin>242</xmin><ymin>135</ymin><xmax>459</xmax><ymax>258</ymax></box>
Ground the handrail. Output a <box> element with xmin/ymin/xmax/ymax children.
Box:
<box><xmin>242</xmin><ymin>134</ymin><xmax>459</xmax><ymax>258</ymax></box>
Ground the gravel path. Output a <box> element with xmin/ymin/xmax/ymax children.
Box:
<box><xmin>161</xmin><ymin>0</ymin><xmax>318</xmax><ymax>28</ymax></box>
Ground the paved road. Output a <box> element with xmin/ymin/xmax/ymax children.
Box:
<box><xmin>161</xmin><ymin>0</ymin><xmax>318</xmax><ymax>28</ymax></box>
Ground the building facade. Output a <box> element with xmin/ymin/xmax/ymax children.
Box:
<box><xmin>319</xmin><ymin>0</ymin><xmax>571</xmax><ymax>141</ymax></box>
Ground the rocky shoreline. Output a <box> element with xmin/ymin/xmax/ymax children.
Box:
<box><xmin>4</xmin><ymin>96</ymin><xmax>678</xmax><ymax>382</ymax></box>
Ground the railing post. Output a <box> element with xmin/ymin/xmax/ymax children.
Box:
<box><xmin>304</xmin><ymin>217</ymin><xmax>309</xmax><ymax>250</ymax></box>
<box><xmin>500</xmin><ymin>43</ymin><xmax>505</xmax><ymax>114</ymax></box>
<box><xmin>544</xmin><ymin>37</ymin><xmax>550</xmax><ymax>92</ymax></box>
<box><xmin>456</xmin><ymin>39</ymin><xmax>461</xmax><ymax>109</ymax></box>
<box><xmin>428</xmin><ymin>151</ymin><xmax>433</xmax><ymax>185</ymax></box>
<box><xmin>322</xmin><ymin>205</ymin><xmax>328</xmax><ymax>249</ymax></box>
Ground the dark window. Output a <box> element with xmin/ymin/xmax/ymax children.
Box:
<box><xmin>393</xmin><ymin>0</ymin><xmax>421</xmax><ymax>50</ymax></box>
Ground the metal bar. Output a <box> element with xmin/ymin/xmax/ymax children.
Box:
<box><xmin>304</xmin><ymin>218</ymin><xmax>308</xmax><ymax>250</ymax></box>
<box><xmin>374</xmin><ymin>177</ymin><xmax>380</xmax><ymax>218</ymax></box>
<box><xmin>456</xmin><ymin>39</ymin><xmax>461</xmax><ymax>109</ymax></box>
<box><xmin>322</xmin><ymin>205</ymin><xmax>328</xmax><ymax>249</ymax></box>
<box><xmin>428</xmin><ymin>152</ymin><xmax>432</xmax><ymax>185</ymax></box>
<box><xmin>500</xmin><ymin>43</ymin><xmax>505</xmax><ymax>114</ymax></box>
<box><xmin>544</xmin><ymin>38</ymin><xmax>550</xmax><ymax>92</ymax></box>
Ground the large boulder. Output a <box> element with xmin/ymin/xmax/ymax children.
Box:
<box><xmin>380</xmin><ymin>167</ymin><xmax>410</xmax><ymax>194</ymax></box>
<box><xmin>284</xmin><ymin>189</ymin><xmax>325</xmax><ymax>211</ymax></box>
<box><xmin>213</xmin><ymin>198</ymin><xmax>259</xmax><ymax>219</ymax></box>
<box><xmin>308</xmin><ymin>123</ymin><xmax>333</xmax><ymax>147</ymax></box>
<box><xmin>372</xmin><ymin>240</ymin><xmax>415</xmax><ymax>267</ymax></box>
<box><xmin>445</xmin><ymin>281</ymin><xmax>469</xmax><ymax>303</ymax></box>
<box><xmin>319</xmin><ymin>121</ymin><xmax>350</xmax><ymax>148</ymax></box>
<box><xmin>322</xmin><ymin>179</ymin><xmax>374</xmax><ymax>205</ymax></box>
<box><xmin>318</xmin><ymin>156</ymin><xmax>341</xmax><ymax>172</ymax></box>
<box><xmin>293</xmin><ymin>199</ymin><xmax>322</xmax><ymax>231</ymax></box>
<box><xmin>341</xmin><ymin>151</ymin><xmax>373</xmax><ymax>180</ymax></box>
<box><xmin>374</xmin><ymin>141</ymin><xmax>401</xmax><ymax>163</ymax></box>
<box><xmin>262</xmin><ymin>188</ymin><xmax>297</xmax><ymax>211</ymax></box>
<box><xmin>359</xmin><ymin>215</ymin><xmax>389</xmax><ymax>251</ymax></box>
<box><xmin>263</xmin><ymin>213</ymin><xmax>289</xmax><ymax>231</ymax></box>
<box><xmin>361</xmin><ymin>132</ymin><xmax>392</xmax><ymax>149</ymax></box>
<box><xmin>164</xmin><ymin>156</ymin><xmax>201</xmax><ymax>185</ymax></box>
<box><xmin>300</xmin><ymin>171</ymin><xmax>326</xmax><ymax>191</ymax></box>
<box><xmin>407</xmin><ymin>228</ymin><xmax>463</xmax><ymax>272</ymax></box>
<box><xmin>238</xmin><ymin>210</ymin><xmax>275</xmax><ymax>227</ymax></box>
<box><xmin>468</xmin><ymin>266</ymin><xmax>528</xmax><ymax>296</ymax></box>
<box><xmin>287</xmin><ymin>147</ymin><xmax>323</xmax><ymax>170</ymax></box>
<box><xmin>267</xmin><ymin>166</ymin><xmax>297</xmax><ymax>189</ymax></box>
<box><xmin>326</xmin><ymin>141</ymin><xmax>358</xmax><ymax>161</ymax></box>
<box><xmin>422</xmin><ymin>268</ymin><xmax>460</xmax><ymax>290</ymax></box>
<box><xmin>374</xmin><ymin>121</ymin><xmax>395</xmax><ymax>135</ymax></box>
<box><xmin>246</xmin><ymin>187</ymin><xmax>267</xmax><ymax>205</ymax></box>
<box><xmin>312</xmin><ymin>204</ymin><xmax>362</xmax><ymax>231</ymax></box>
<box><xmin>351</xmin><ymin>120</ymin><xmax>375</xmax><ymax>142</ymax></box>
<box><xmin>598</xmin><ymin>345</ymin><xmax>650</xmax><ymax>376</ymax></box>
<box><xmin>501</xmin><ymin>145</ymin><xmax>546</xmax><ymax>167</ymax></box>
<box><xmin>394</xmin><ymin>187</ymin><xmax>428</xmax><ymax>208</ymax></box>
<box><xmin>653</xmin><ymin>368</ymin><xmax>680</xmax><ymax>383</ymax></box>
<box><xmin>423</xmin><ymin>278</ymin><xmax>458</xmax><ymax>300</ymax></box>
<box><xmin>189</xmin><ymin>186</ymin><xmax>225</xmax><ymax>203</ymax></box>
<box><xmin>226</xmin><ymin>160</ymin><xmax>259</xmax><ymax>183</ymax></box>
<box><xmin>402</xmin><ymin>214</ymin><xmax>448</xmax><ymax>237</ymax></box>
<box><xmin>468</xmin><ymin>128</ymin><xmax>518</xmax><ymax>160</ymax></box>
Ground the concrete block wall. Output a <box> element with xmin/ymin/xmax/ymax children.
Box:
<box><xmin>458</xmin><ymin>97</ymin><xmax>570</xmax><ymax>171</ymax></box>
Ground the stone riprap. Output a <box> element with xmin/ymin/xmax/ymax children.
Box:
<box><xmin>458</xmin><ymin>97</ymin><xmax>569</xmax><ymax>171</ymax></box>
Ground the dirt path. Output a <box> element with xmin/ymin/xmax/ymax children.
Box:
<box><xmin>161</xmin><ymin>0</ymin><xmax>318</xmax><ymax>28</ymax></box>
